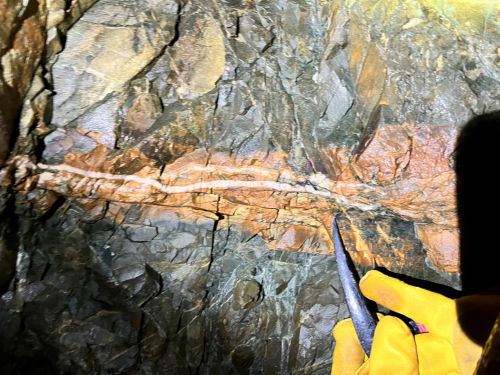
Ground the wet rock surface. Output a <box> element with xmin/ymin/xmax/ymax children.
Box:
<box><xmin>1</xmin><ymin>0</ymin><xmax>499</xmax><ymax>373</ymax></box>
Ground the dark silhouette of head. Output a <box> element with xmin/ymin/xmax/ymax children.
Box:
<box><xmin>455</xmin><ymin>111</ymin><xmax>500</xmax><ymax>295</ymax></box>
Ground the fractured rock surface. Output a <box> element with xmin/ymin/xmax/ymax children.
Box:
<box><xmin>1</xmin><ymin>0</ymin><xmax>499</xmax><ymax>373</ymax></box>
<box><xmin>0</xmin><ymin>199</ymin><xmax>343</xmax><ymax>373</ymax></box>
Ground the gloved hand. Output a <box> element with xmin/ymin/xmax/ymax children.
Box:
<box><xmin>331</xmin><ymin>270</ymin><xmax>500</xmax><ymax>375</ymax></box>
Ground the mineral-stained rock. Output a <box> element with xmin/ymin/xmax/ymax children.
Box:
<box><xmin>416</xmin><ymin>224</ymin><xmax>460</xmax><ymax>273</ymax></box>
<box><xmin>0</xmin><ymin>0</ymin><xmax>46</xmax><ymax>164</ymax></box>
<box><xmin>1</xmin><ymin>0</ymin><xmax>500</xmax><ymax>373</ymax></box>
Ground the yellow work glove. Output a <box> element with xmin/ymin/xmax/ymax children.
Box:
<box><xmin>331</xmin><ymin>270</ymin><xmax>500</xmax><ymax>375</ymax></box>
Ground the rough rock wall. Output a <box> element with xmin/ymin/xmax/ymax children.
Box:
<box><xmin>0</xmin><ymin>0</ymin><xmax>499</xmax><ymax>373</ymax></box>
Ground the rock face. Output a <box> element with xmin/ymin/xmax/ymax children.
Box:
<box><xmin>1</xmin><ymin>0</ymin><xmax>499</xmax><ymax>373</ymax></box>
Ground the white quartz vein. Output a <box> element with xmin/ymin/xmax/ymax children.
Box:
<box><xmin>35</xmin><ymin>162</ymin><xmax>379</xmax><ymax>210</ymax></box>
